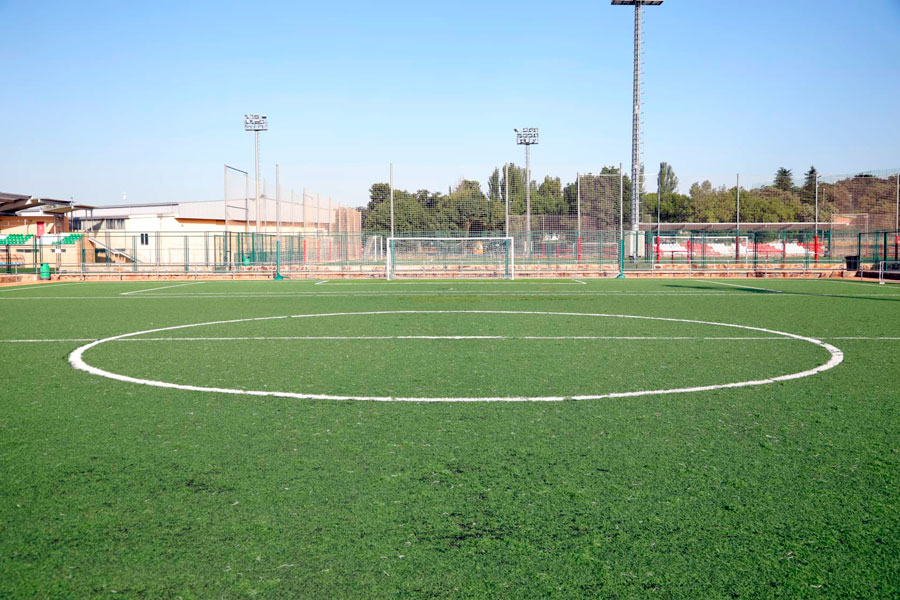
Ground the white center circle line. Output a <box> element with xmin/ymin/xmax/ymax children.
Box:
<box><xmin>68</xmin><ymin>311</ymin><xmax>844</xmax><ymax>402</ymax></box>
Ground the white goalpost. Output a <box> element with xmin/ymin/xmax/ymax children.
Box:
<box><xmin>878</xmin><ymin>260</ymin><xmax>900</xmax><ymax>284</ymax></box>
<box><xmin>386</xmin><ymin>237</ymin><xmax>514</xmax><ymax>280</ymax></box>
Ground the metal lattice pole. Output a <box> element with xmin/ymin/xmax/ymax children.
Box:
<box><xmin>612</xmin><ymin>2</ymin><xmax>663</xmax><ymax>235</ymax></box>
<box><xmin>244</xmin><ymin>114</ymin><xmax>267</xmax><ymax>235</ymax></box>
<box><xmin>515</xmin><ymin>128</ymin><xmax>538</xmax><ymax>255</ymax></box>
<box><xmin>631</xmin><ymin>2</ymin><xmax>641</xmax><ymax>234</ymax></box>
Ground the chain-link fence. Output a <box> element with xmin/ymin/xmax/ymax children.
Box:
<box><xmin>2</xmin><ymin>228</ymin><xmax>889</xmax><ymax>279</ymax></box>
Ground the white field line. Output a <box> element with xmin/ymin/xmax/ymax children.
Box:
<box><xmin>572</xmin><ymin>279</ymin><xmax>587</xmax><ymax>285</ymax></box>
<box><xmin>6</xmin><ymin>335</ymin><xmax>900</xmax><ymax>343</ymax></box>
<box><xmin>0</xmin><ymin>282</ymin><xmax>83</xmax><ymax>292</ymax></box>
<box><xmin>0</xmin><ymin>338</ymin><xmax>98</xmax><ymax>343</ymax></box>
<box><xmin>696</xmin><ymin>279</ymin><xmax>783</xmax><ymax>293</ymax></box>
<box><xmin>6</xmin><ymin>290</ymin><xmax>900</xmax><ymax>301</ymax></box>
<box><xmin>827</xmin><ymin>336</ymin><xmax>900</xmax><ymax>340</ymax></box>
<box><xmin>68</xmin><ymin>310</ymin><xmax>844</xmax><ymax>402</ymax></box>
<box><xmin>120</xmin><ymin>281</ymin><xmax>206</xmax><ymax>295</ymax></box>
<box><xmin>111</xmin><ymin>335</ymin><xmax>791</xmax><ymax>342</ymax></box>
<box><xmin>315</xmin><ymin>280</ymin><xmax>328</xmax><ymax>285</ymax></box>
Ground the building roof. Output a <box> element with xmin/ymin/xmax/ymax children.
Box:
<box><xmin>1</xmin><ymin>193</ymin><xmax>95</xmax><ymax>217</ymax></box>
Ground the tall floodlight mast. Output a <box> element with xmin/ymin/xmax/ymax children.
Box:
<box><xmin>612</xmin><ymin>0</ymin><xmax>663</xmax><ymax>238</ymax></box>
<box><xmin>515</xmin><ymin>128</ymin><xmax>539</xmax><ymax>255</ymax></box>
<box><xmin>244</xmin><ymin>114</ymin><xmax>268</xmax><ymax>234</ymax></box>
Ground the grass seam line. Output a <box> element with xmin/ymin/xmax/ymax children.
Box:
<box><xmin>120</xmin><ymin>281</ymin><xmax>207</xmax><ymax>295</ymax></box>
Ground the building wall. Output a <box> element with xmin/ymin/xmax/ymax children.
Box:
<box><xmin>0</xmin><ymin>216</ymin><xmax>66</xmax><ymax>236</ymax></box>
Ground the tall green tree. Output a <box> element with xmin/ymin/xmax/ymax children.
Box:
<box><xmin>487</xmin><ymin>168</ymin><xmax>501</xmax><ymax>202</ymax></box>
<box><xmin>801</xmin><ymin>166</ymin><xmax>818</xmax><ymax>204</ymax></box>
<box><xmin>774</xmin><ymin>167</ymin><xmax>794</xmax><ymax>191</ymax></box>
<box><xmin>658</xmin><ymin>162</ymin><xmax>679</xmax><ymax>195</ymax></box>
<box><xmin>803</xmin><ymin>166</ymin><xmax>818</xmax><ymax>192</ymax></box>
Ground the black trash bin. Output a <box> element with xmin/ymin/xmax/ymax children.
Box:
<box><xmin>845</xmin><ymin>255</ymin><xmax>859</xmax><ymax>271</ymax></box>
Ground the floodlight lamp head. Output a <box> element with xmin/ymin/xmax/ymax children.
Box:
<box><xmin>244</xmin><ymin>113</ymin><xmax>268</xmax><ymax>131</ymax></box>
<box><xmin>516</xmin><ymin>127</ymin><xmax>539</xmax><ymax>145</ymax></box>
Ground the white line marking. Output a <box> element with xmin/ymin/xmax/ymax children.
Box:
<box><xmin>68</xmin><ymin>310</ymin><xmax>844</xmax><ymax>402</ymax></box>
<box><xmin>315</xmin><ymin>280</ymin><xmax>327</xmax><ymax>285</ymax></box>
<box><xmin>120</xmin><ymin>281</ymin><xmax>206</xmax><ymax>295</ymax></box>
<box><xmin>7</xmin><ymin>335</ymin><xmax>898</xmax><ymax>343</ymax></box>
<box><xmin>573</xmin><ymin>279</ymin><xmax>587</xmax><ymax>285</ymax></box>
<box><xmin>696</xmin><ymin>279</ymin><xmax>783</xmax><ymax>293</ymax></box>
<box><xmin>0</xmin><ymin>282</ymin><xmax>82</xmax><ymax>292</ymax></box>
<box><xmin>111</xmin><ymin>335</ymin><xmax>792</xmax><ymax>342</ymax></box>
<box><xmin>0</xmin><ymin>338</ymin><xmax>97</xmax><ymax>343</ymax></box>
<box><xmin>827</xmin><ymin>336</ymin><xmax>900</xmax><ymax>340</ymax></box>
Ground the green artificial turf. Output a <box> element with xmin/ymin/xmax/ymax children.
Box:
<box><xmin>1</xmin><ymin>278</ymin><xmax>898</xmax><ymax>598</ymax></box>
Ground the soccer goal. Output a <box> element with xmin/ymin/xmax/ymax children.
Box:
<box><xmin>386</xmin><ymin>237</ymin><xmax>514</xmax><ymax>279</ymax></box>
<box><xmin>878</xmin><ymin>260</ymin><xmax>900</xmax><ymax>284</ymax></box>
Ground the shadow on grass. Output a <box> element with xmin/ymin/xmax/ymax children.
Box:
<box><xmin>664</xmin><ymin>282</ymin><xmax>900</xmax><ymax>303</ymax></box>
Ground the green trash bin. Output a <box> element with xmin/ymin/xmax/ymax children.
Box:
<box><xmin>39</xmin><ymin>263</ymin><xmax>51</xmax><ymax>280</ymax></box>
<box><xmin>242</xmin><ymin>255</ymin><xmax>251</xmax><ymax>267</ymax></box>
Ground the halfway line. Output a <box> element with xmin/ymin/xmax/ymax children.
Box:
<box><xmin>111</xmin><ymin>335</ymin><xmax>792</xmax><ymax>342</ymax></box>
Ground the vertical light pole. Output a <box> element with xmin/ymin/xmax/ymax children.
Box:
<box><xmin>612</xmin><ymin>1</ymin><xmax>663</xmax><ymax>237</ymax></box>
<box><xmin>515</xmin><ymin>128</ymin><xmax>538</xmax><ymax>254</ymax></box>
<box><xmin>244</xmin><ymin>114</ymin><xmax>267</xmax><ymax>235</ymax></box>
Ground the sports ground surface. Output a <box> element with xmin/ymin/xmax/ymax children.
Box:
<box><xmin>1</xmin><ymin>278</ymin><xmax>898</xmax><ymax>598</ymax></box>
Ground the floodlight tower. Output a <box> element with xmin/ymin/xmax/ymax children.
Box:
<box><xmin>515</xmin><ymin>128</ymin><xmax>538</xmax><ymax>254</ymax></box>
<box><xmin>612</xmin><ymin>0</ymin><xmax>663</xmax><ymax>236</ymax></box>
<box><xmin>244</xmin><ymin>114</ymin><xmax>268</xmax><ymax>233</ymax></box>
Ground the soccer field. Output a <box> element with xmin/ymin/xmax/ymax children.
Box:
<box><xmin>1</xmin><ymin>278</ymin><xmax>898</xmax><ymax>598</ymax></box>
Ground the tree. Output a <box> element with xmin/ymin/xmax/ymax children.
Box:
<box><xmin>487</xmin><ymin>168</ymin><xmax>501</xmax><ymax>202</ymax></box>
<box><xmin>803</xmin><ymin>166</ymin><xmax>818</xmax><ymax>192</ymax></box>
<box><xmin>659</xmin><ymin>192</ymin><xmax>693</xmax><ymax>223</ymax></box>
<box><xmin>801</xmin><ymin>166</ymin><xmax>818</xmax><ymax>204</ymax></box>
<box><xmin>774</xmin><ymin>167</ymin><xmax>794</xmax><ymax>192</ymax></box>
<box><xmin>449</xmin><ymin>180</ymin><xmax>490</xmax><ymax>234</ymax></box>
<box><xmin>690</xmin><ymin>181</ymin><xmax>735</xmax><ymax>223</ymax></box>
<box><xmin>533</xmin><ymin>176</ymin><xmax>566</xmax><ymax>215</ymax></box>
<box><xmin>658</xmin><ymin>162</ymin><xmax>679</xmax><ymax>195</ymax></box>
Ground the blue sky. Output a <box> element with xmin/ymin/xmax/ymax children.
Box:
<box><xmin>2</xmin><ymin>0</ymin><xmax>898</xmax><ymax>206</ymax></box>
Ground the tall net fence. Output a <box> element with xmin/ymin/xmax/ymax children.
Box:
<box><xmin>818</xmin><ymin>170</ymin><xmax>900</xmax><ymax>232</ymax></box>
<box><xmin>223</xmin><ymin>171</ymin><xmax>361</xmax><ymax>237</ymax></box>
<box><xmin>14</xmin><ymin>163</ymin><xmax>895</xmax><ymax>278</ymax></box>
<box><xmin>362</xmin><ymin>164</ymin><xmax>625</xmax><ymax>267</ymax></box>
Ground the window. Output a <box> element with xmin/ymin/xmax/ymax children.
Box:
<box><xmin>140</xmin><ymin>233</ymin><xmax>150</xmax><ymax>245</ymax></box>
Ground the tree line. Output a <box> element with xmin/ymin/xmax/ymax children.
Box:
<box><xmin>361</xmin><ymin>164</ymin><xmax>898</xmax><ymax>233</ymax></box>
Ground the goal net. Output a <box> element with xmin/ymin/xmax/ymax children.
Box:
<box><xmin>387</xmin><ymin>237</ymin><xmax>514</xmax><ymax>279</ymax></box>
